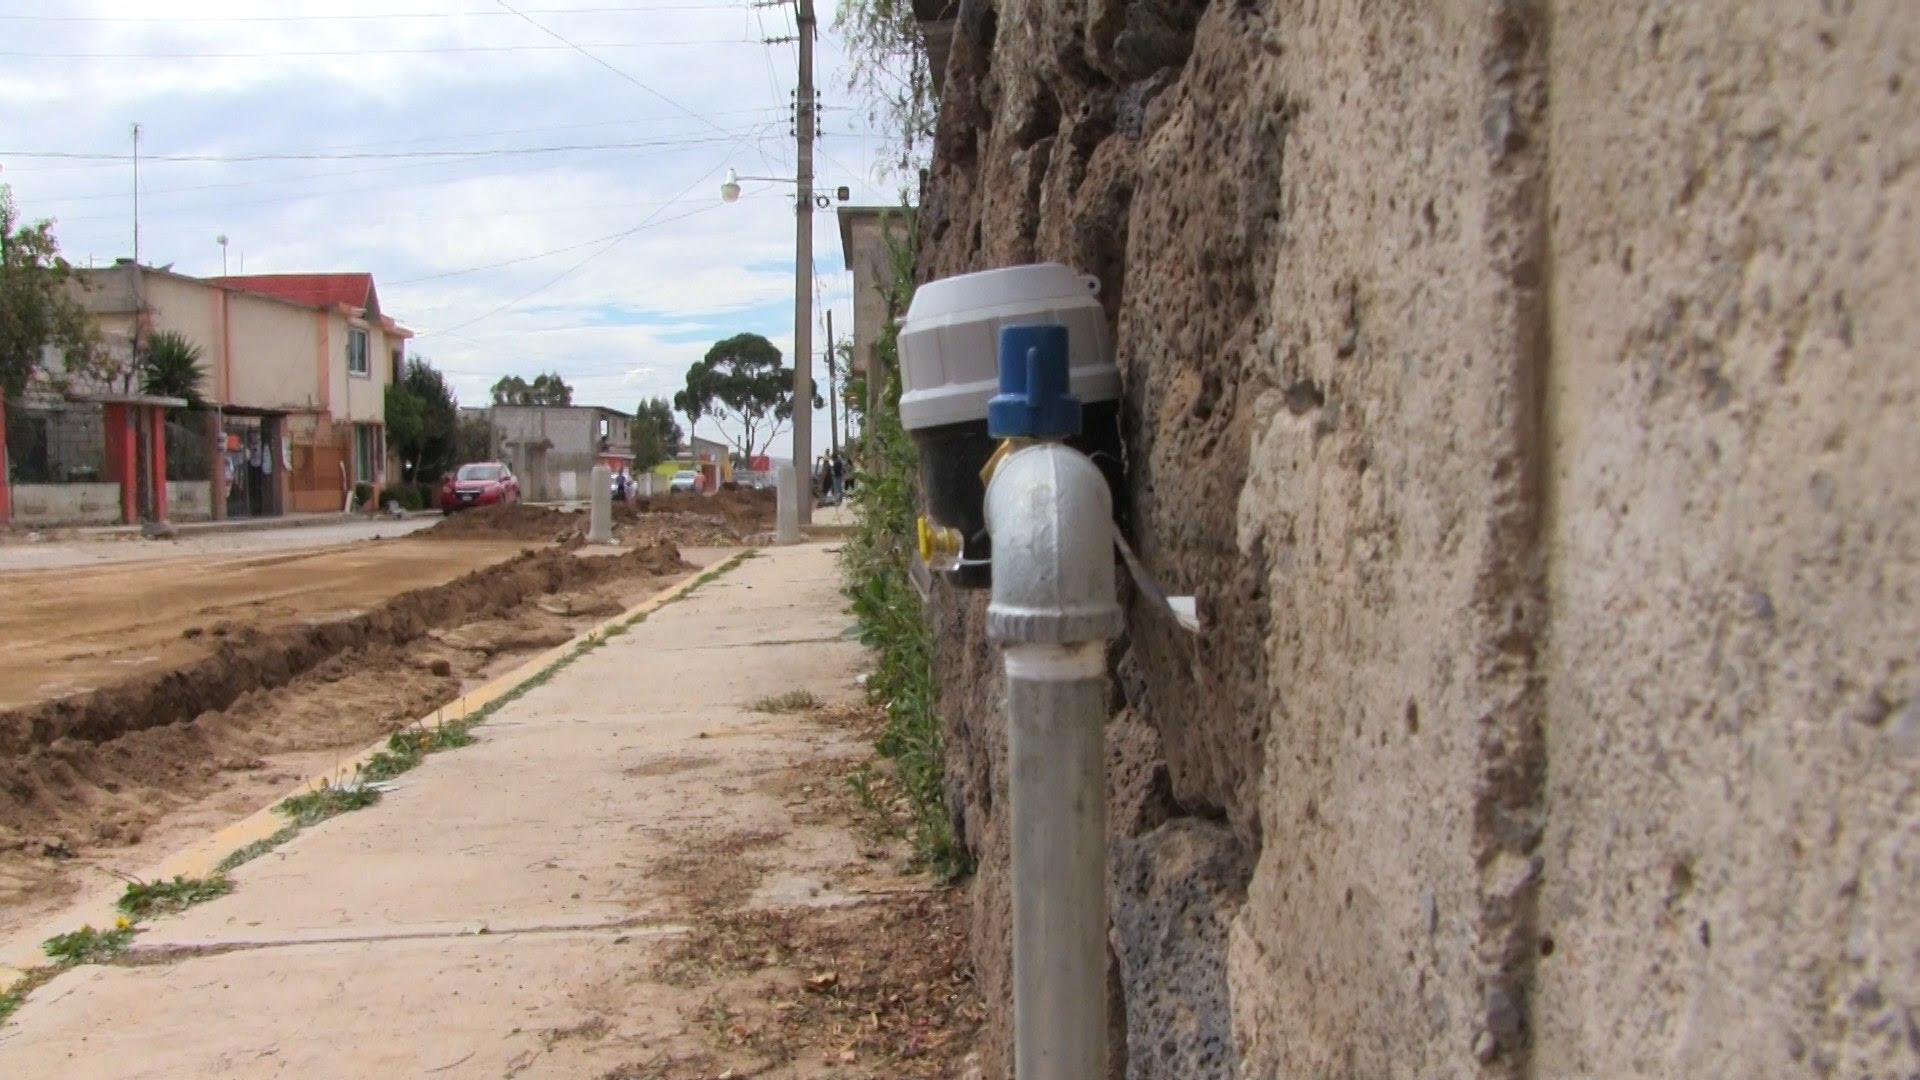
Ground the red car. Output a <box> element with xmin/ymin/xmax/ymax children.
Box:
<box><xmin>440</xmin><ymin>462</ymin><xmax>521</xmax><ymax>512</ymax></box>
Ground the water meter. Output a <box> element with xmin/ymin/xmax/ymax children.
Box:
<box><xmin>896</xmin><ymin>263</ymin><xmax>1124</xmax><ymax>587</ymax></box>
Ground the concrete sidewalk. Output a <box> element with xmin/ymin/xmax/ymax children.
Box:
<box><xmin>0</xmin><ymin>516</ymin><xmax>441</xmax><ymax>573</ymax></box>
<box><xmin>0</xmin><ymin>541</ymin><xmax>895</xmax><ymax>1077</ymax></box>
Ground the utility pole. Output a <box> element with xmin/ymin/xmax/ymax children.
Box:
<box><xmin>825</xmin><ymin>308</ymin><xmax>839</xmax><ymax>459</ymax></box>
<box><xmin>792</xmin><ymin>0</ymin><xmax>816</xmax><ymax>523</ymax></box>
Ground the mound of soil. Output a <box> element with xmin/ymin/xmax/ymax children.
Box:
<box><xmin>614</xmin><ymin>489</ymin><xmax>778</xmax><ymax>546</ymax></box>
<box><xmin>421</xmin><ymin>503</ymin><xmax>583</xmax><ymax>543</ymax></box>
<box><xmin>0</xmin><ymin>539</ymin><xmax>688</xmax><ymax>756</ymax></box>
<box><xmin>0</xmin><ymin>646</ymin><xmax>461</xmax><ymax>855</ymax></box>
<box><xmin>617</xmin><ymin>488</ymin><xmax>775</xmax><ymax>534</ymax></box>
<box><xmin>419</xmin><ymin>490</ymin><xmax>775</xmax><ymax>548</ymax></box>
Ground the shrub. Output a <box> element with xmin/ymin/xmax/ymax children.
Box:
<box><xmin>838</xmin><ymin>233</ymin><xmax>969</xmax><ymax>881</ymax></box>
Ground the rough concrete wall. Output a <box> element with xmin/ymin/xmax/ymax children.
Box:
<box><xmin>1534</xmin><ymin>4</ymin><xmax>1919</xmax><ymax>1076</ymax></box>
<box><xmin>918</xmin><ymin>0</ymin><xmax>1918</xmax><ymax>1077</ymax></box>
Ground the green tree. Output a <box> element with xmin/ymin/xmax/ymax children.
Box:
<box><xmin>384</xmin><ymin>381</ymin><xmax>426</xmax><ymax>475</ymax></box>
<box><xmin>678</xmin><ymin>333</ymin><xmax>822</xmax><ymax>460</ymax></box>
<box><xmin>673</xmin><ymin>366</ymin><xmax>721</xmax><ymax>467</ymax></box>
<box><xmin>402</xmin><ymin>357</ymin><xmax>458</xmax><ymax>480</ymax></box>
<box><xmin>0</xmin><ymin>187</ymin><xmax>99</xmax><ymax>398</ymax></box>
<box><xmin>489</xmin><ymin>371</ymin><xmax>573</xmax><ymax>406</ymax></box>
<box><xmin>628</xmin><ymin>396</ymin><xmax>681</xmax><ymax>469</ymax></box>
<box><xmin>455</xmin><ymin>410</ymin><xmax>495</xmax><ymax>464</ymax></box>
<box><xmin>139</xmin><ymin>330</ymin><xmax>207</xmax><ymax>408</ymax></box>
<box><xmin>489</xmin><ymin>375</ymin><xmax>529</xmax><ymax>405</ymax></box>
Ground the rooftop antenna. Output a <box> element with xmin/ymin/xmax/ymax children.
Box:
<box><xmin>131</xmin><ymin>122</ymin><xmax>141</xmax><ymax>266</ymax></box>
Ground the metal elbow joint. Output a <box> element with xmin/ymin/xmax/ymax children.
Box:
<box><xmin>984</xmin><ymin>442</ymin><xmax>1124</xmax><ymax>646</ymax></box>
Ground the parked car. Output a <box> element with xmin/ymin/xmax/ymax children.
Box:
<box><xmin>441</xmin><ymin>462</ymin><xmax>520</xmax><ymax>512</ymax></box>
<box><xmin>668</xmin><ymin>470</ymin><xmax>699</xmax><ymax>493</ymax></box>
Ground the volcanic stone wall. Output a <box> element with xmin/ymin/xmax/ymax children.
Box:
<box><xmin>915</xmin><ymin>1</ymin><xmax>1918</xmax><ymax>1077</ymax></box>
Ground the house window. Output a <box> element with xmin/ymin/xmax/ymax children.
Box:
<box><xmin>354</xmin><ymin>424</ymin><xmax>382</xmax><ymax>484</ymax></box>
<box><xmin>347</xmin><ymin>327</ymin><xmax>369</xmax><ymax>376</ymax></box>
<box><xmin>391</xmin><ymin>346</ymin><xmax>404</xmax><ymax>382</ymax></box>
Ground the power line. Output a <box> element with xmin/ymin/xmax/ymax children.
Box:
<box><xmin>390</xmin><ymin>192</ymin><xmax>777</xmax><ymax>284</ymax></box>
<box><xmin>2</xmin><ymin>41</ymin><xmax>761</xmax><ymax>60</ymax></box>
<box><xmin>43</xmin><ymin>137</ymin><xmax>786</xmax><ymax>225</ymax></box>
<box><xmin>419</xmin><ymin>158</ymin><xmax>737</xmax><ymax>337</ymax></box>
<box><xmin>1</xmin><ymin>133</ymin><xmax>755</xmax><ymax>164</ymax></box>
<box><xmin>21</xmin><ymin>113</ymin><xmax>798</xmax><ymax>203</ymax></box>
<box><xmin>0</xmin><ymin>5</ymin><xmax>745</xmax><ymax>23</ymax></box>
<box><xmin>493</xmin><ymin>0</ymin><xmax>732</xmax><ymax>136</ymax></box>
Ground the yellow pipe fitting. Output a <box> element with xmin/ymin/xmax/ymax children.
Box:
<box><xmin>916</xmin><ymin>515</ymin><xmax>965</xmax><ymax>572</ymax></box>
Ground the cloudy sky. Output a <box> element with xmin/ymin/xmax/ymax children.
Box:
<box><xmin>0</xmin><ymin>0</ymin><xmax>911</xmax><ymax>458</ymax></box>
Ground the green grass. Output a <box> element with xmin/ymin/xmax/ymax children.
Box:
<box><xmin>750</xmin><ymin>689</ymin><xmax>822</xmax><ymax>714</ymax></box>
<box><xmin>276</xmin><ymin>784</ymin><xmax>381</xmax><ymax>826</ymax></box>
<box><xmin>215</xmin><ymin>825</ymin><xmax>301</xmax><ymax>873</ymax></box>
<box><xmin>358</xmin><ymin>722</ymin><xmax>478</xmax><ymax>782</ymax></box>
<box><xmin>0</xmin><ymin>967</ymin><xmax>56</xmax><ymax>1023</ymax></box>
<box><xmin>117</xmin><ymin>874</ymin><xmax>233</xmax><ymax>918</ymax></box>
<box><xmin>42</xmin><ymin>923</ymin><xmax>134</xmax><ymax>965</ymax></box>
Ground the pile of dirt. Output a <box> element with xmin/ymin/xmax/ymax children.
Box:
<box><xmin>418</xmin><ymin>490</ymin><xmax>777</xmax><ymax>548</ymax></box>
<box><xmin>419</xmin><ymin>503</ymin><xmax>584</xmax><ymax>543</ymax></box>
<box><xmin>617</xmin><ymin>488</ymin><xmax>776</xmax><ymax>533</ymax></box>
<box><xmin>0</xmin><ymin>539</ymin><xmax>689</xmax><ymax>756</ymax></box>
<box><xmin>606</xmin><ymin>491</ymin><xmax>775</xmax><ymax>547</ymax></box>
<box><xmin>0</xmin><ymin>645</ymin><xmax>460</xmax><ymax>855</ymax></box>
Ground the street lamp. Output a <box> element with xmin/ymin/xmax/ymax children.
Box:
<box><xmin>719</xmin><ymin>167</ymin><xmax>853</xmax><ymax>523</ymax></box>
<box><xmin>216</xmin><ymin>234</ymin><xmax>229</xmax><ymax>275</ymax></box>
<box><xmin>719</xmin><ymin>168</ymin><xmax>848</xmax><ymax>209</ymax></box>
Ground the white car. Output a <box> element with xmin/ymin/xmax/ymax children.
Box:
<box><xmin>669</xmin><ymin>470</ymin><xmax>699</xmax><ymax>493</ymax></box>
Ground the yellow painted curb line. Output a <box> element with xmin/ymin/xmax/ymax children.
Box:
<box><xmin>0</xmin><ymin>549</ymin><xmax>754</xmax><ymax>990</ymax></box>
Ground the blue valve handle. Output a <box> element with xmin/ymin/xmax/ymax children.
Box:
<box><xmin>988</xmin><ymin>324</ymin><xmax>1083</xmax><ymax>439</ymax></box>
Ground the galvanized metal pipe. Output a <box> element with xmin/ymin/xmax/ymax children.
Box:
<box><xmin>986</xmin><ymin>441</ymin><xmax>1123</xmax><ymax>1080</ymax></box>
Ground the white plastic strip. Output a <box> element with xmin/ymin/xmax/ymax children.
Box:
<box><xmin>1004</xmin><ymin>642</ymin><xmax>1105</xmax><ymax>681</ymax></box>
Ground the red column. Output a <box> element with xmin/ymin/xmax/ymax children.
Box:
<box><xmin>148</xmin><ymin>405</ymin><xmax>169</xmax><ymax>522</ymax></box>
<box><xmin>0</xmin><ymin>395</ymin><xmax>11</xmax><ymax>527</ymax></box>
<box><xmin>104</xmin><ymin>403</ymin><xmax>137</xmax><ymax>524</ymax></box>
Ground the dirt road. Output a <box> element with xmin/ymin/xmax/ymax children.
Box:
<box><xmin>0</xmin><ymin>536</ymin><xmax>532</xmax><ymax>711</ymax></box>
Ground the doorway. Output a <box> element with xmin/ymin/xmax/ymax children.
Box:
<box><xmin>222</xmin><ymin>415</ymin><xmax>282</xmax><ymax>518</ymax></box>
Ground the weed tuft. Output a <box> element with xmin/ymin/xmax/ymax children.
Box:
<box><xmin>750</xmin><ymin>689</ymin><xmax>822</xmax><ymax>714</ymax></box>
<box><xmin>359</xmin><ymin>722</ymin><xmax>476</xmax><ymax>782</ymax></box>
<box><xmin>276</xmin><ymin>783</ymin><xmax>380</xmax><ymax>826</ymax></box>
<box><xmin>215</xmin><ymin>825</ymin><xmax>300</xmax><ymax>873</ymax></box>
<box><xmin>117</xmin><ymin>874</ymin><xmax>232</xmax><ymax>918</ymax></box>
<box><xmin>43</xmin><ymin>923</ymin><xmax>134</xmax><ymax>965</ymax></box>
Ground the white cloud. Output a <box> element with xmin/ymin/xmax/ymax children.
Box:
<box><xmin>2</xmin><ymin>0</ymin><xmax>909</xmax><ymax>458</ymax></box>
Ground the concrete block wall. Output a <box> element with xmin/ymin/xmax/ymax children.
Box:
<box><xmin>916</xmin><ymin>1</ymin><xmax>1918</xmax><ymax>1077</ymax></box>
<box><xmin>165</xmin><ymin>481</ymin><xmax>212</xmax><ymax>522</ymax></box>
<box><xmin>10</xmin><ymin>483</ymin><xmax>123</xmax><ymax>527</ymax></box>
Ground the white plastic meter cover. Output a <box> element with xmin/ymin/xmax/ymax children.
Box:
<box><xmin>895</xmin><ymin>263</ymin><xmax>1120</xmax><ymax>433</ymax></box>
